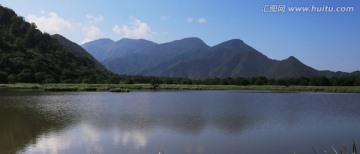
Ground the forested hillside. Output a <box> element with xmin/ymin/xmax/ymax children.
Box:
<box><xmin>0</xmin><ymin>5</ymin><xmax>112</xmax><ymax>83</ymax></box>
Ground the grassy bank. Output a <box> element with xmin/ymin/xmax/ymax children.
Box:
<box><xmin>1</xmin><ymin>83</ymin><xmax>360</xmax><ymax>93</ymax></box>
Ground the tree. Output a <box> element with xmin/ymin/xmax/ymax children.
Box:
<box><xmin>318</xmin><ymin>76</ymin><xmax>331</xmax><ymax>86</ymax></box>
<box><xmin>82</xmin><ymin>76</ymin><xmax>96</xmax><ymax>84</ymax></box>
<box><xmin>35</xmin><ymin>72</ymin><xmax>47</xmax><ymax>83</ymax></box>
<box><xmin>234</xmin><ymin>77</ymin><xmax>250</xmax><ymax>86</ymax></box>
<box><xmin>253</xmin><ymin>76</ymin><xmax>268</xmax><ymax>85</ymax></box>
<box><xmin>336</xmin><ymin>77</ymin><xmax>355</xmax><ymax>86</ymax></box>
<box><xmin>298</xmin><ymin>77</ymin><xmax>310</xmax><ymax>86</ymax></box>
<box><xmin>276</xmin><ymin>79</ymin><xmax>288</xmax><ymax>86</ymax></box>
<box><xmin>0</xmin><ymin>71</ymin><xmax>8</xmax><ymax>83</ymax></box>
<box><xmin>43</xmin><ymin>77</ymin><xmax>56</xmax><ymax>83</ymax></box>
<box><xmin>34</xmin><ymin>72</ymin><xmax>56</xmax><ymax>83</ymax></box>
<box><xmin>17</xmin><ymin>68</ymin><xmax>35</xmax><ymax>83</ymax></box>
<box><xmin>220</xmin><ymin>77</ymin><xmax>234</xmax><ymax>85</ymax></box>
<box><xmin>7</xmin><ymin>74</ymin><xmax>17</xmax><ymax>83</ymax></box>
<box><xmin>354</xmin><ymin>78</ymin><xmax>360</xmax><ymax>86</ymax></box>
<box><xmin>150</xmin><ymin>78</ymin><xmax>162</xmax><ymax>89</ymax></box>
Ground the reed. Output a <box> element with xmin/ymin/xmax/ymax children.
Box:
<box><xmin>331</xmin><ymin>140</ymin><xmax>357</xmax><ymax>154</ymax></box>
<box><xmin>295</xmin><ymin>140</ymin><xmax>357</xmax><ymax>154</ymax></box>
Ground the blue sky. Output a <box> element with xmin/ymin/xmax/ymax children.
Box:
<box><xmin>1</xmin><ymin>0</ymin><xmax>359</xmax><ymax>72</ymax></box>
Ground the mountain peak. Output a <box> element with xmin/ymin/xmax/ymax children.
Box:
<box><xmin>82</xmin><ymin>38</ymin><xmax>114</xmax><ymax>46</ymax></box>
<box><xmin>218</xmin><ymin>39</ymin><xmax>246</xmax><ymax>47</ymax></box>
<box><xmin>117</xmin><ymin>38</ymin><xmax>157</xmax><ymax>45</ymax></box>
<box><xmin>174</xmin><ymin>37</ymin><xmax>208</xmax><ymax>47</ymax></box>
<box><xmin>285</xmin><ymin>56</ymin><xmax>300</xmax><ymax>62</ymax></box>
<box><xmin>98</xmin><ymin>38</ymin><xmax>115</xmax><ymax>42</ymax></box>
<box><xmin>180</xmin><ymin>37</ymin><xmax>203</xmax><ymax>42</ymax></box>
<box><xmin>119</xmin><ymin>38</ymin><xmax>142</xmax><ymax>42</ymax></box>
<box><xmin>287</xmin><ymin>56</ymin><xmax>296</xmax><ymax>59</ymax></box>
<box><xmin>212</xmin><ymin>39</ymin><xmax>257</xmax><ymax>54</ymax></box>
<box><xmin>227</xmin><ymin>39</ymin><xmax>245</xmax><ymax>43</ymax></box>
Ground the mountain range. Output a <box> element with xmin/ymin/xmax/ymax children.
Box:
<box><xmin>1</xmin><ymin>4</ymin><xmax>357</xmax><ymax>83</ymax></box>
<box><xmin>82</xmin><ymin>37</ymin><xmax>354</xmax><ymax>79</ymax></box>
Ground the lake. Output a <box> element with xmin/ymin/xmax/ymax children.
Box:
<box><xmin>1</xmin><ymin>89</ymin><xmax>360</xmax><ymax>154</ymax></box>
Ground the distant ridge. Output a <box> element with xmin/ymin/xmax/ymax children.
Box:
<box><xmin>82</xmin><ymin>38</ymin><xmax>355</xmax><ymax>79</ymax></box>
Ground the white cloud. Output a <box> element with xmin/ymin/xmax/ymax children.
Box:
<box><xmin>113</xmin><ymin>17</ymin><xmax>154</xmax><ymax>39</ymax></box>
<box><xmin>81</xmin><ymin>26</ymin><xmax>103</xmax><ymax>44</ymax></box>
<box><xmin>113</xmin><ymin>130</ymin><xmax>148</xmax><ymax>150</ymax></box>
<box><xmin>187</xmin><ymin>17</ymin><xmax>194</xmax><ymax>23</ymax></box>
<box><xmin>161</xmin><ymin>16</ymin><xmax>170</xmax><ymax>20</ymax></box>
<box><xmin>26</xmin><ymin>11</ymin><xmax>106</xmax><ymax>44</ymax></box>
<box><xmin>81</xmin><ymin>15</ymin><xmax>105</xmax><ymax>44</ymax></box>
<box><xmin>27</xmin><ymin>12</ymin><xmax>73</xmax><ymax>34</ymax></box>
<box><xmin>27</xmin><ymin>134</ymin><xmax>73</xmax><ymax>154</ymax></box>
<box><xmin>27</xmin><ymin>123</ymin><xmax>104</xmax><ymax>154</ymax></box>
<box><xmin>86</xmin><ymin>15</ymin><xmax>103</xmax><ymax>23</ymax></box>
<box><xmin>198</xmin><ymin>18</ymin><xmax>207</xmax><ymax>23</ymax></box>
<box><xmin>187</xmin><ymin>17</ymin><xmax>207</xmax><ymax>24</ymax></box>
<box><xmin>82</xmin><ymin>124</ymin><xmax>100</xmax><ymax>142</ymax></box>
<box><xmin>112</xmin><ymin>25</ymin><xmax>121</xmax><ymax>35</ymax></box>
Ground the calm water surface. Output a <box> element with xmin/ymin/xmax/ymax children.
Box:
<box><xmin>1</xmin><ymin>89</ymin><xmax>360</xmax><ymax>154</ymax></box>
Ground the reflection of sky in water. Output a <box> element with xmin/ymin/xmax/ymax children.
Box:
<box><xmin>24</xmin><ymin>123</ymin><xmax>150</xmax><ymax>154</ymax></box>
<box><xmin>1</xmin><ymin>90</ymin><xmax>360</xmax><ymax>154</ymax></box>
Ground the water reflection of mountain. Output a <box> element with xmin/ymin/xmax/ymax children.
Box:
<box><xmin>77</xmin><ymin>91</ymin><xmax>360</xmax><ymax>135</ymax></box>
<box><xmin>104</xmin><ymin>111</ymin><xmax>259</xmax><ymax>135</ymax></box>
<box><xmin>0</xmin><ymin>90</ymin><xmax>76</xmax><ymax>153</ymax></box>
<box><xmin>0</xmin><ymin>108</ymin><xmax>74</xmax><ymax>153</ymax></box>
<box><xmin>79</xmin><ymin>93</ymin><xmax>263</xmax><ymax>135</ymax></box>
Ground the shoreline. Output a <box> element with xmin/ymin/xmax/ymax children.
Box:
<box><xmin>1</xmin><ymin>83</ymin><xmax>360</xmax><ymax>93</ymax></box>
